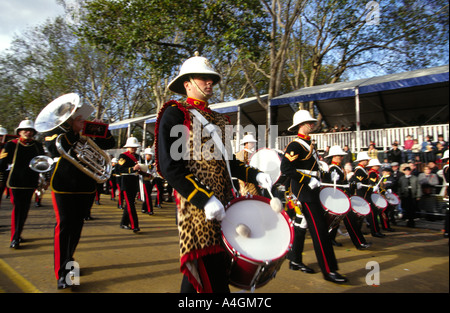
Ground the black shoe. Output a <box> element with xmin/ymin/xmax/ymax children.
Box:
<box><xmin>324</xmin><ymin>272</ymin><xmax>348</xmax><ymax>284</ymax></box>
<box><xmin>289</xmin><ymin>262</ymin><xmax>315</xmax><ymax>273</ymax></box>
<box><xmin>372</xmin><ymin>232</ymin><xmax>385</xmax><ymax>238</ymax></box>
<box><xmin>10</xmin><ymin>240</ymin><xmax>20</xmax><ymax>249</ymax></box>
<box><xmin>120</xmin><ymin>224</ymin><xmax>131</xmax><ymax>230</ymax></box>
<box><xmin>57</xmin><ymin>276</ymin><xmax>71</xmax><ymax>289</ymax></box>
<box><xmin>132</xmin><ymin>227</ymin><xmax>140</xmax><ymax>233</ymax></box>
<box><xmin>356</xmin><ymin>242</ymin><xmax>372</xmax><ymax>250</ymax></box>
<box><xmin>331</xmin><ymin>240</ymin><xmax>343</xmax><ymax>247</ymax></box>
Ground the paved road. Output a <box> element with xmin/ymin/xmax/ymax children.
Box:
<box><xmin>0</xmin><ymin>194</ymin><xmax>448</xmax><ymax>295</ymax></box>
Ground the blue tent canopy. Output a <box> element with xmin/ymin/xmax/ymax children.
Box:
<box><xmin>271</xmin><ymin>65</ymin><xmax>449</xmax><ymax>130</ymax></box>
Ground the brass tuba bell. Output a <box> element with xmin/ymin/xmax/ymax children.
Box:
<box><xmin>34</xmin><ymin>93</ymin><xmax>112</xmax><ymax>183</ymax></box>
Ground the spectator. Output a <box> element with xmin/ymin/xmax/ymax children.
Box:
<box><xmin>367</xmin><ymin>143</ymin><xmax>378</xmax><ymax>160</ymax></box>
<box><xmin>398</xmin><ymin>167</ymin><xmax>421</xmax><ymax>227</ymax></box>
<box><xmin>421</xmin><ymin>135</ymin><xmax>436</xmax><ymax>163</ymax></box>
<box><xmin>342</xmin><ymin>145</ymin><xmax>353</xmax><ymax>165</ymax></box>
<box><xmin>407</xmin><ymin>160</ymin><xmax>420</xmax><ymax>176</ymax></box>
<box><xmin>390</xmin><ymin>162</ymin><xmax>404</xmax><ymax>194</ymax></box>
<box><xmin>435</xmin><ymin>142</ymin><xmax>446</xmax><ymax>163</ymax></box>
<box><xmin>411</xmin><ymin>139</ymin><xmax>421</xmax><ymax>161</ymax></box>
<box><xmin>387</xmin><ymin>143</ymin><xmax>402</xmax><ymax>164</ymax></box>
<box><xmin>418</xmin><ymin>165</ymin><xmax>439</xmax><ymax>195</ymax></box>
<box><xmin>435</xmin><ymin>134</ymin><xmax>448</xmax><ymax>151</ymax></box>
<box><xmin>403</xmin><ymin>135</ymin><xmax>414</xmax><ymax>162</ymax></box>
<box><xmin>344</xmin><ymin>162</ymin><xmax>354</xmax><ymax>181</ymax></box>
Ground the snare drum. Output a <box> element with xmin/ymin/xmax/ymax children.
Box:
<box><xmin>249</xmin><ymin>148</ymin><xmax>282</xmax><ymax>184</ymax></box>
<box><xmin>221</xmin><ymin>195</ymin><xmax>293</xmax><ymax>290</ymax></box>
<box><xmin>371</xmin><ymin>193</ymin><xmax>388</xmax><ymax>211</ymax></box>
<box><xmin>350</xmin><ymin>196</ymin><xmax>371</xmax><ymax>221</ymax></box>
<box><xmin>385</xmin><ymin>192</ymin><xmax>400</xmax><ymax>206</ymax></box>
<box><xmin>319</xmin><ymin>187</ymin><xmax>350</xmax><ymax>231</ymax></box>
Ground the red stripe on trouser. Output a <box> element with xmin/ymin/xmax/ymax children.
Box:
<box><xmin>109</xmin><ymin>181</ymin><xmax>114</xmax><ymax>198</ymax></box>
<box><xmin>143</xmin><ymin>184</ymin><xmax>151</xmax><ymax>212</ymax></box>
<box><xmin>9</xmin><ymin>192</ymin><xmax>15</xmax><ymax>242</ymax></box>
<box><xmin>304</xmin><ymin>203</ymin><xmax>331</xmax><ymax>273</ymax></box>
<box><xmin>52</xmin><ymin>192</ymin><xmax>61</xmax><ymax>279</ymax></box>
<box><xmin>345</xmin><ymin>215</ymin><xmax>362</xmax><ymax>245</ymax></box>
<box><xmin>123</xmin><ymin>192</ymin><xmax>135</xmax><ymax>229</ymax></box>
<box><xmin>116</xmin><ymin>184</ymin><xmax>122</xmax><ymax>206</ymax></box>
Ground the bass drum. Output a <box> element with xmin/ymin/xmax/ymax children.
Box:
<box><xmin>319</xmin><ymin>187</ymin><xmax>351</xmax><ymax>231</ymax></box>
<box><xmin>371</xmin><ymin>193</ymin><xmax>388</xmax><ymax>211</ymax></box>
<box><xmin>221</xmin><ymin>195</ymin><xmax>293</xmax><ymax>290</ymax></box>
<box><xmin>350</xmin><ymin>195</ymin><xmax>371</xmax><ymax>221</ymax></box>
<box><xmin>249</xmin><ymin>148</ymin><xmax>282</xmax><ymax>184</ymax></box>
<box><xmin>385</xmin><ymin>192</ymin><xmax>400</xmax><ymax>206</ymax></box>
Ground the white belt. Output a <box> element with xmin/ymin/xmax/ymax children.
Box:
<box><xmin>296</xmin><ymin>169</ymin><xmax>319</xmax><ymax>177</ymax></box>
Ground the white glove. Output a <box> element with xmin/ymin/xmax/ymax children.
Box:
<box><xmin>256</xmin><ymin>173</ymin><xmax>273</xmax><ymax>190</ymax></box>
<box><xmin>204</xmin><ymin>196</ymin><xmax>226</xmax><ymax>221</ymax></box>
<box><xmin>308</xmin><ymin>177</ymin><xmax>321</xmax><ymax>189</ymax></box>
<box><xmin>331</xmin><ymin>171</ymin><xmax>339</xmax><ymax>182</ymax></box>
<box><xmin>373</xmin><ymin>186</ymin><xmax>379</xmax><ymax>192</ymax></box>
<box><xmin>387</xmin><ymin>189</ymin><xmax>392</xmax><ymax>194</ymax></box>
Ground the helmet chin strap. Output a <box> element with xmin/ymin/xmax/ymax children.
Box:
<box><xmin>189</xmin><ymin>76</ymin><xmax>210</xmax><ymax>99</ymax></box>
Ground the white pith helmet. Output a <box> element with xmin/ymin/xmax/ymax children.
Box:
<box><xmin>367</xmin><ymin>158</ymin><xmax>382</xmax><ymax>167</ymax></box>
<box><xmin>288</xmin><ymin>110</ymin><xmax>318</xmax><ymax>132</ymax></box>
<box><xmin>354</xmin><ymin>151</ymin><xmax>371</xmax><ymax>162</ymax></box>
<box><xmin>123</xmin><ymin>136</ymin><xmax>140</xmax><ymax>148</ymax></box>
<box><xmin>167</xmin><ymin>52</ymin><xmax>221</xmax><ymax>95</ymax></box>
<box><xmin>0</xmin><ymin>125</ymin><xmax>7</xmax><ymax>135</ymax></box>
<box><xmin>442</xmin><ymin>150</ymin><xmax>449</xmax><ymax>160</ymax></box>
<box><xmin>144</xmin><ymin>147</ymin><xmax>154</xmax><ymax>155</ymax></box>
<box><xmin>325</xmin><ymin>145</ymin><xmax>347</xmax><ymax>158</ymax></box>
<box><xmin>15</xmin><ymin>118</ymin><xmax>37</xmax><ymax>135</ymax></box>
<box><xmin>242</xmin><ymin>133</ymin><xmax>257</xmax><ymax>144</ymax></box>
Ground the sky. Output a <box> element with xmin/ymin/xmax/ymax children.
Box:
<box><xmin>0</xmin><ymin>0</ymin><xmax>65</xmax><ymax>52</ymax></box>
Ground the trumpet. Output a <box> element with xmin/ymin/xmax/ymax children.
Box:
<box><xmin>34</xmin><ymin>93</ymin><xmax>112</xmax><ymax>183</ymax></box>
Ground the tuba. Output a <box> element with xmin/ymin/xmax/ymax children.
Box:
<box><xmin>34</xmin><ymin>93</ymin><xmax>112</xmax><ymax>183</ymax></box>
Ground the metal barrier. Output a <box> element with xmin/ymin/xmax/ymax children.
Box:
<box><xmin>276</xmin><ymin>124</ymin><xmax>449</xmax><ymax>152</ymax></box>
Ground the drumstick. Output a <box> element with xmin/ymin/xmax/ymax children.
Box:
<box><xmin>321</xmin><ymin>182</ymin><xmax>350</xmax><ymax>188</ymax></box>
<box><xmin>266</xmin><ymin>188</ymin><xmax>282</xmax><ymax>213</ymax></box>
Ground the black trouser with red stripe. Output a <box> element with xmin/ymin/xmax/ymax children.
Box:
<box><xmin>366</xmin><ymin>200</ymin><xmax>382</xmax><ymax>235</ymax></box>
<box><xmin>342</xmin><ymin>211</ymin><xmax>368</xmax><ymax>247</ymax></box>
<box><xmin>301</xmin><ymin>201</ymin><xmax>338</xmax><ymax>275</ymax></box>
<box><xmin>120</xmin><ymin>177</ymin><xmax>139</xmax><ymax>229</ymax></box>
<box><xmin>10</xmin><ymin>189</ymin><xmax>35</xmax><ymax>243</ymax></box>
<box><xmin>52</xmin><ymin>191</ymin><xmax>94</xmax><ymax>280</ymax></box>
<box><xmin>141</xmin><ymin>180</ymin><xmax>154</xmax><ymax>214</ymax></box>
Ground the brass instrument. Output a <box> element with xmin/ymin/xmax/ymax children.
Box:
<box><xmin>29</xmin><ymin>155</ymin><xmax>54</xmax><ymax>173</ymax></box>
<box><xmin>34</xmin><ymin>93</ymin><xmax>112</xmax><ymax>183</ymax></box>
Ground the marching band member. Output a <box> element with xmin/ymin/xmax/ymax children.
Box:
<box><xmin>235</xmin><ymin>133</ymin><xmax>261</xmax><ymax>196</ymax></box>
<box><xmin>350</xmin><ymin>152</ymin><xmax>384</xmax><ymax>238</ymax></box>
<box><xmin>323</xmin><ymin>145</ymin><xmax>371</xmax><ymax>250</ymax></box>
<box><xmin>367</xmin><ymin>158</ymin><xmax>385</xmax><ymax>237</ymax></box>
<box><xmin>0</xmin><ymin>119</ymin><xmax>45</xmax><ymax>249</ymax></box>
<box><xmin>108</xmin><ymin>157</ymin><xmax>119</xmax><ymax>201</ymax></box>
<box><xmin>141</xmin><ymin>147</ymin><xmax>154</xmax><ymax>215</ymax></box>
<box><xmin>41</xmin><ymin>96</ymin><xmax>115</xmax><ymax>289</ymax></box>
<box><xmin>280</xmin><ymin>110</ymin><xmax>348</xmax><ymax>284</ymax></box>
<box><xmin>118</xmin><ymin>136</ymin><xmax>142</xmax><ymax>232</ymax></box>
<box><xmin>441</xmin><ymin>150</ymin><xmax>448</xmax><ymax>238</ymax></box>
<box><xmin>380</xmin><ymin>167</ymin><xmax>396</xmax><ymax>231</ymax></box>
<box><xmin>155</xmin><ymin>53</ymin><xmax>271</xmax><ymax>293</ymax></box>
